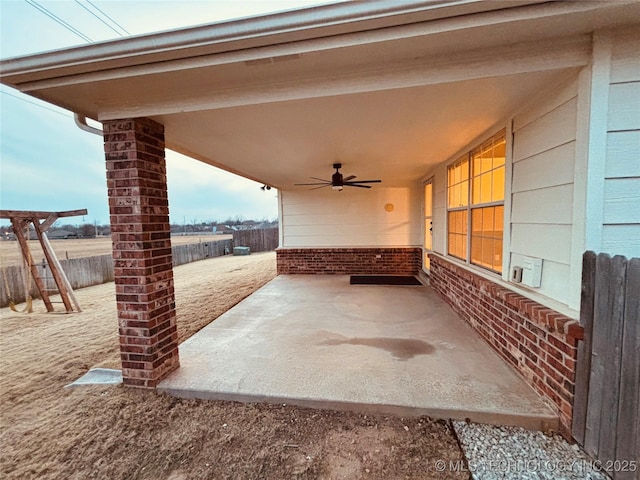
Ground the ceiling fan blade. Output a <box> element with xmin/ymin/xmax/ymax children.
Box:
<box><xmin>344</xmin><ymin>183</ymin><xmax>371</xmax><ymax>189</ymax></box>
<box><xmin>310</xmin><ymin>184</ymin><xmax>331</xmax><ymax>190</ymax></box>
<box><xmin>344</xmin><ymin>179</ymin><xmax>381</xmax><ymax>184</ymax></box>
<box><xmin>309</xmin><ymin>177</ymin><xmax>330</xmax><ymax>182</ymax></box>
<box><xmin>343</xmin><ymin>175</ymin><xmax>356</xmax><ymax>182</ymax></box>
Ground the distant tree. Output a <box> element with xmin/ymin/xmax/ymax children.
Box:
<box><xmin>80</xmin><ymin>223</ymin><xmax>96</xmax><ymax>238</ymax></box>
<box><xmin>223</xmin><ymin>216</ymin><xmax>244</xmax><ymax>226</ymax></box>
<box><xmin>57</xmin><ymin>224</ymin><xmax>78</xmax><ymax>234</ymax></box>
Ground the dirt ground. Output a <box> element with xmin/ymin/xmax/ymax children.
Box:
<box><xmin>0</xmin><ymin>252</ymin><xmax>467</xmax><ymax>480</ymax></box>
<box><xmin>0</xmin><ymin>235</ymin><xmax>232</xmax><ymax>266</ymax></box>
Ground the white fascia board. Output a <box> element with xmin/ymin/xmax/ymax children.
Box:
<box><xmin>0</xmin><ymin>0</ymin><xmax>565</xmax><ymax>85</ymax></box>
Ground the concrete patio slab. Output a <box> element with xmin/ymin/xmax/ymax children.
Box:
<box><xmin>159</xmin><ymin>275</ymin><xmax>558</xmax><ymax>431</ymax></box>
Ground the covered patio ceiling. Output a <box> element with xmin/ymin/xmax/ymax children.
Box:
<box><xmin>156</xmin><ymin>70</ymin><xmax>573</xmax><ymax>188</ymax></box>
<box><xmin>2</xmin><ymin>0</ymin><xmax>639</xmax><ymax>188</ymax></box>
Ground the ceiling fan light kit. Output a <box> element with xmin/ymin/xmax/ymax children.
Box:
<box><xmin>295</xmin><ymin>163</ymin><xmax>382</xmax><ymax>191</ymax></box>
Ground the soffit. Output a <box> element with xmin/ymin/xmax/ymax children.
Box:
<box><xmin>1</xmin><ymin>0</ymin><xmax>639</xmax><ymax>189</ymax></box>
<box><xmin>155</xmin><ymin>68</ymin><xmax>576</xmax><ymax>189</ymax></box>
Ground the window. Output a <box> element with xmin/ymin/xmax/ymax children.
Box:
<box><xmin>447</xmin><ymin>130</ymin><xmax>506</xmax><ymax>273</ymax></box>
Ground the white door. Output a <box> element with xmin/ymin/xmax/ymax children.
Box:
<box><xmin>423</xmin><ymin>179</ymin><xmax>433</xmax><ymax>272</ymax></box>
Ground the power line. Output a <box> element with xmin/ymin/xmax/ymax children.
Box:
<box><xmin>74</xmin><ymin>0</ymin><xmax>125</xmax><ymax>38</ymax></box>
<box><xmin>85</xmin><ymin>0</ymin><xmax>130</xmax><ymax>36</ymax></box>
<box><xmin>74</xmin><ymin>0</ymin><xmax>122</xmax><ymax>37</ymax></box>
<box><xmin>1</xmin><ymin>90</ymin><xmax>73</xmax><ymax>118</ymax></box>
<box><xmin>24</xmin><ymin>0</ymin><xmax>93</xmax><ymax>43</ymax></box>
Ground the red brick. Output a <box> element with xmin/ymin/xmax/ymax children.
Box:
<box><xmin>104</xmin><ymin>117</ymin><xmax>179</xmax><ymax>389</ymax></box>
<box><xmin>546</xmin><ymin>334</ymin><xmax>571</xmax><ymax>355</ymax></box>
<box><xmin>546</xmin><ymin>355</ymin><xmax>572</xmax><ymax>380</ymax></box>
<box><xmin>427</xmin><ymin>254</ymin><xmax>578</xmax><ymax>434</ymax></box>
<box><xmin>565</xmin><ymin>321</ymin><xmax>584</xmax><ymax>342</ymax></box>
<box><xmin>276</xmin><ymin>248</ymin><xmax>421</xmax><ymax>275</ymax></box>
<box><xmin>122</xmin><ymin>377</ymin><xmax>147</xmax><ymax>387</ymax></box>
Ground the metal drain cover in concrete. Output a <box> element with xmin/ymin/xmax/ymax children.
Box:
<box><xmin>66</xmin><ymin>368</ymin><xmax>122</xmax><ymax>388</ymax></box>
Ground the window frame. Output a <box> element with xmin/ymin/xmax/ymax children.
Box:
<box><xmin>446</xmin><ymin>129</ymin><xmax>507</xmax><ymax>275</ymax></box>
<box><xmin>422</xmin><ymin>177</ymin><xmax>434</xmax><ymax>272</ymax></box>
<box><xmin>446</xmin><ymin>155</ymin><xmax>470</xmax><ymax>262</ymax></box>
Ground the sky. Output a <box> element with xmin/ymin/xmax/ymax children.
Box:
<box><xmin>0</xmin><ymin>0</ymin><xmax>334</xmax><ymax>226</ymax></box>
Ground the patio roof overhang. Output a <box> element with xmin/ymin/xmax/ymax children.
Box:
<box><xmin>2</xmin><ymin>0</ymin><xmax>639</xmax><ymax>188</ymax></box>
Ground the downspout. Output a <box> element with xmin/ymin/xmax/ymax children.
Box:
<box><xmin>74</xmin><ymin>113</ymin><xmax>102</xmax><ymax>136</ymax></box>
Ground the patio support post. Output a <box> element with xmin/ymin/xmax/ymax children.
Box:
<box><xmin>103</xmin><ymin>117</ymin><xmax>179</xmax><ymax>387</ymax></box>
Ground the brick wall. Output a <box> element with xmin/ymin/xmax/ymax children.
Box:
<box><xmin>277</xmin><ymin>247</ymin><xmax>421</xmax><ymax>275</ymax></box>
<box><xmin>104</xmin><ymin>117</ymin><xmax>179</xmax><ymax>388</ymax></box>
<box><xmin>429</xmin><ymin>254</ymin><xmax>583</xmax><ymax>434</ymax></box>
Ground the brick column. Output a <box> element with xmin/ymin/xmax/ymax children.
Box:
<box><xmin>104</xmin><ymin>118</ymin><xmax>179</xmax><ymax>388</ymax></box>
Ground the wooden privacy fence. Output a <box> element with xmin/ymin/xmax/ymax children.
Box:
<box><xmin>0</xmin><ymin>238</ymin><xmax>234</xmax><ymax>308</ymax></box>
<box><xmin>573</xmin><ymin>251</ymin><xmax>639</xmax><ymax>480</ymax></box>
<box><xmin>171</xmin><ymin>238</ymin><xmax>233</xmax><ymax>266</ymax></box>
<box><xmin>232</xmin><ymin>227</ymin><xmax>279</xmax><ymax>253</ymax></box>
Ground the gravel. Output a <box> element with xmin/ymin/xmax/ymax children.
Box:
<box><xmin>452</xmin><ymin>421</ymin><xmax>610</xmax><ymax>480</ymax></box>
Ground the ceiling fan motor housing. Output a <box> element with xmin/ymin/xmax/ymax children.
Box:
<box><xmin>332</xmin><ymin>163</ymin><xmax>344</xmax><ymax>186</ymax></box>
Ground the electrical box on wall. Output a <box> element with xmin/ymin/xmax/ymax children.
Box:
<box><xmin>521</xmin><ymin>257</ymin><xmax>543</xmax><ymax>288</ymax></box>
<box><xmin>511</xmin><ymin>266</ymin><xmax>523</xmax><ymax>283</ymax></box>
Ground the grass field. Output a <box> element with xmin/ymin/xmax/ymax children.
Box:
<box><xmin>0</xmin><ymin>252</ymin><xmax>465</xmax><ymax>479</ymax></box>
<box><xmin>0</xmin><ymin>235</ymin><xmax>232</xmax><ymax>266</ymax></box>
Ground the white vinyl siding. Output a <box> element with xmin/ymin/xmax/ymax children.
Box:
<box><xmin>607</xmin><ymin>83</ymin><xmax>640</xmax><ymax>131</ymax></box>
<box><xmin>510</xmin><ymin>224</ymin><xmax>573</xmax><ymax>265</ymax></box>
<box><xmin>280</xmin><ymin>187</ymin><xmax>421</xmax><ymax>247</ymax></box>
<box><xmin>603</xmin><ymin>178</ymin><xmax>640</xmax><ymax>224</ymax></box>
<box><xmin>602</xmin><ymin>29</ymin><xmax>640</xmax><ymax>258</ymax></box>
<box><xmin>602</xmin><ymin>225</ymin><xmax>640</xmax><ymax>256</ymax></box>
<box><xmin>512</xmin><ymin>98</ymin><xmax>578</xmax><ymax>161</ymax></box>
<box><xmin>511</xmin><ymin>184</ymin><xmax>574</xmax><ymax>225</ymax></box>
<box><xmin>511</xmin><ymin>142</ymin><xmax>575</xmax><ymax>192</ymax></box>
<box><xmin>420</xmin><ymin>28</ymin><xmax>638</xmax><ymax>315</ymax></box>
<box><xmin>510</xmin><ymin>77</ymin><xmax>578</xmax><ymax>305</ymax></box>
<box><xmin>605</xmin><ymin>131</ymin><xmax>640</xmax><ymax>178</ymax></box>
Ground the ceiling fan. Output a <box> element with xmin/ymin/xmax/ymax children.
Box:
<box><xmin>295</xmin><ymin>163</ymin><xmax>382</xmax><ymax>191</ymax></box>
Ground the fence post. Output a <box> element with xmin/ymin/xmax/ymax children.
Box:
<box><xmin>616</xmin><ymin>257</ymin><xmax>640</xmax><ymax>479</ymax></box>
<box><xmin>573</xmin><ymin>250</ymin><xmax>596</xmax><ymax>444</ymax></box>
<box><xmin>574</xmin><ymin>252</ymin><xmax>640</xmax><ymax>480</ymax></box>
<box><xmin>596</xmin><ymin>255</ymin><xmax>627</xmax><ymax>467</ymax></box>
